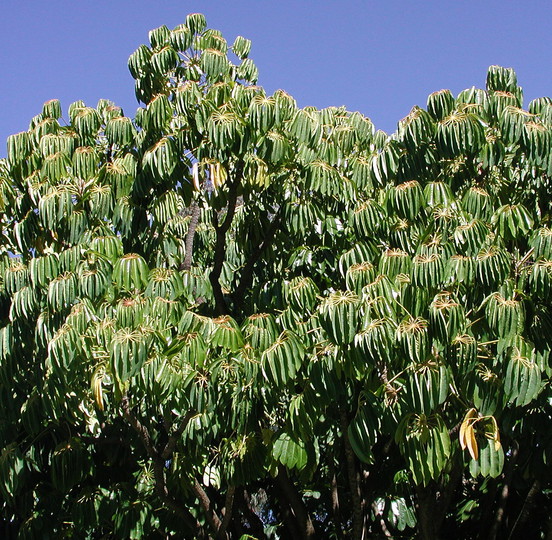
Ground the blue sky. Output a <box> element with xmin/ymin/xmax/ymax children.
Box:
<box><xmin>1</xmin><ymin>0</ymin><xmax>552</xmax><ymax>153</ymax></box>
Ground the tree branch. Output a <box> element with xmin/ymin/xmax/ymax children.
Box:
<box><xmin>416</xmin><ymin>483</ymin><xmax>439</xmax><ymax>540</ymax></box>
<box><xmin>120</xmin><ymin>395</ymin><xmax>201</xmax><ymax>535</ymax></box>
<box><xmin>231</xmin><ymin>210</ymin><xmax>282</xmax><ymax>310</ymax></box>
<box><xmin>193</xmin><ymin>478</ymin><xmax>225</xmax><ymax>538</ymax></box>
<box><xmin>181</xmin><ymin>201</ymin><xmax>201</xmax><ymax>271</ymax></box>
<box><xmin>507</xmin><ymin>478</ymin><xmax>541</xmax><ymax>540</ymax></box>
<box><xmin>161</xmin><ymin>410</ymin><xmax>196</xmax><ymax>460</ymax></box>
<box><xmin>217</xmin><ymin>485</ymin><xmax>236</xmax><ymax>540</ymax></box>
<box><xmin>276</xmin><ymin>466</ymin><xmax>316</xmax><ymax>538</ymax></box>
<box><xmin>329</xmin><ymin>460</ymin><xmax>341</xmax><ymax>534</ymax></box>
<box><xmin>210</xmin><ymin>162</ymin><xmax>242</xmax><ymax>315</ymax></box>
<box><xmin>121</xmin><ymin>394</ymin><xmax>156</xmax><ymax>459</ymax></box>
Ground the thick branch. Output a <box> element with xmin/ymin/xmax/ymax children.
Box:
<box><xmin>275</xmin><ymin>492</ymin><xmax>302</xmax><ymax>539</ymax></box>
<box><xmin>276</xmin><ymin>466</ymin><xmax>316</xmax><ymax>539</ymax></box>
<box><xmin>161</xmin><ymin>410</ymin><xmax>196</xmax><ymax>460</ymax></box>
<box><xmin>231</xmin><ymin>211</ymin><xmax>282</xmax><ymax>310</ymax></box>
<box><xmin>416</xmin><ymin>483</ymin><xmax>439</xmax><ymax>540</ymax></box>
<box><xmin>121</xmin><ymin>395</ymin><xmax>157</xmax><ymax>459</ymax></box>
<box><xmin>121</xmin><ymin>396</ymin><xmax>201</xmax><ymax>534</ymax></box>
<box><xmin>340</xmin><ymin>410</ymin><xmax>363</xmax><ymax>540</ymax></box>
<box><xmin>508</xmin><ymin>478</ymin><xmax>541</xmax><ymax>540</ymax></box>
<box><xmin>193</xmin><ymin>478</ymin><xmax>224</xmax><ymax>538</ymax></box>
<box><xmin>210</xmin><ymin>164</ymin><xmax>242</xmax><ymax>315</ymax></box>
<box><xmin>329</xmin><ymin>462</ymin><xmax>341</xmax><ymax>534</ymax></box>
<box><xmin>181</xmin><ymin>201</ymin><xmax>201</xmax><ymax>271</ymax></box>
<box><xmin>217</xmin><ymin>486</ymin><xmax>236</xmax><ymax>540</ymax></box>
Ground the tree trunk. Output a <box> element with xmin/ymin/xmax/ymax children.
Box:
<box><xmin>276</xmin><ymin>466</ymin><xmax>316</xmax><ymax>539</ymax></box>
<box><xmin>416</xmin><ymin>484</ymin><xmax>440</xmax><ymax>540</ymax></box>
<box><xmin>340</xmin><ymin>410</ymin><xmax>364</xmax><ymax>540</ymax></box>
<box><xmin>508</xmin><ymin>479</ymin><xmax>541</xmax><ymax>540</ymax></box>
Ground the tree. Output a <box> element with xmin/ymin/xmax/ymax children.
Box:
<box><xmin>1</xmin><ymin>13</ymin><xmax>552</xmax><ymax>539</ymax></box>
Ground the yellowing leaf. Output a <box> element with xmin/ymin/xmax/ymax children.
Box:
<box><xmin>466</xmin><ymin>424</ymin><xmax>478</xmax><ymax>461</ymax></box>
<box><xmin>459</xmin><ymin>408</ymin><xmax>478</xmax><ymax>455</ymax></box>
<box><xmin>92</xmin><ymin>368</ymin><xmax>105</xmax><ymax>411</ymax></box>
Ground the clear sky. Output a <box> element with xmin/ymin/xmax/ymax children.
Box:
<box><xmin>1</xmin><ymin>0</ymin><xmax>552</xmax><ymax>154</ymax></box>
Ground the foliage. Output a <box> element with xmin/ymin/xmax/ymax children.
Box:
<box><xmin>1</xmin><ymin>13</ymin><xmax>552</xmax><ymax>539</ymax></box>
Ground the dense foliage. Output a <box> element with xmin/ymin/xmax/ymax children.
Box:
<box><xmin>1</xmin><ymin>13</ymin><xmax>552</xmax><ymax>539</ymax></box>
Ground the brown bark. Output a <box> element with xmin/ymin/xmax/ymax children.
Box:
<box><xmin>416</xmin><ymin>483</ymin><xmax>440</xmax><ymax>540</ymax></box>
<box><xmin>272</xmin><ymin>478</ymin><xmax>303</xmax><ymax>539</ymax></box>
<box><xmin>436</xmin><ymin>458</ymin><xmax>463</xmax><ymax>527</ymax></box>
<box><xmin>508</xmin><ymin>478</ymin><xmax>541</xmax><ymax>540</ymax></box>
<box><xmin>209</xmin><ymin>164</ymin><xmax>242</xmax><ymax>315</ymax></box>
<box><xmin>329</xmin><ymin>464</ymin><xmax>341</xmax><ymax>536</ymax></box>
<box><xmin>231</xmin><ymin>211</ymin><xmax>282</xmax><ymax>310</ymax></box>
<box><xmin>181</xmin><ymin>201</ymin><xmax>200</xmax><ymax>271</ymax></box>
<box><xmin>276</xmin><ymin>466</ymin><xmax>316</xmax><ymax>539</ymax></box>
<box><xmin>416</xmin><ymin>456</ymin><xmax>462</xmax><ymax>540</ymax></box>
<box><xmin>121</xmin><ymin>396</ymin><xmax>201</xmax><ymax>535</ymax></box>
<box><xmin>193</xmin><ymin>479</ymin><xmax>225</xmax><ymax>538</ymax></box>
<box><xmin>217</xmin><ymin>486</ymin><xmax>236</xmax><ymax>540</ymax></box>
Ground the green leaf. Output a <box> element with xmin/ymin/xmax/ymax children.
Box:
<box><xmin>148</xmin><ymin>25</ymin><xmax>170</xmax><ymax>48</ymax></box>
<box><xmin>128</xmin><ymin>44</ymin><xmax>152</xmax><ymax>78</ymax></box>
<box><xmin>486</xmin><ymin>65</ymin><xmax>522</xmax><ymax>102</ymax></box>
<box><xmin>272</xmin><ymin>432</ymin><xmax>308</xmax><ymax>471</ymax></box>
<box><xmin>0</xmin><ymin>444</ymin><xmax>26</xmax><ymax>501</ymax></box>
<box><xmin>113</xmin><ymin>254</ymin><xmax>150</xmax><ymax>291</ymax></box>
<box><xmin>262</xmin><ymin>331</ymin><xmax>304</xmax><ymax>386</ymax></box>
<box><xmin>151</xmin><ymin>46</ymin><xmax>179</xmax><ymax>75</ymax></box>
<box><xmin>348</xmin><ymin>397</ymin><xmax>381</xmax><ymax>463</ymax></box>
<box><xmin>111</xmin><ymin>328</ymin><xmax>151</xmax><ymax>381</ymax></box>
<box><xmin>397</xmin><ymin>317</ymin><xmax>430</xmax><ymax>364</ymax></box>
<box><xmin>248</xmin><ymin>95</ymin><xmax>276</xmax><ymax>133</ymax></box>
<box><xmin>42</xmin><ymin>99</ymin><xmax>62</xmax><ymax>119</ymax></box>
<box><xmin>436</xmin><ymin>110</ymin><xmax>485</xmax><ymax>157</ymax></box>
<box><xmin>170</xmin><ymin>24</ymin><xmax>192</xmax><ymax>52</ymax></box>
<box><xmin>427</xmin><ymin>89</ymin><xmax>455</xmax><ymax>121</ymax></box>
<box><xmin>242</xmin><ymin>313</ymin><xmax>279</xmax><ymax>351</ymax></box>
<box><xmin>210</xmin><ymin>315</ymin><xmax>244</xmax><ymax>351</ymax></box>
<box><xmin>143</xmin><ymin>137</ymin><xmax>177</xmax><ymax>179</ymax></box>
<box><xmin>105</xmin><ymin>116</ymin><xmax>135</xmax><ymax>146</ymax></box>
<box><xmin>470</xmin><ymin>437</ymin><xmax>504</xmax><ymax>479</ymax></box>
<box><xmin>504</xmin><ymin>338</ymin><xmax>542</xmax><ymax>406</ymax></box>
<box><xmin>201</xmin><ymin>48</ymin><xmax>230</xmax><ymax>80</ymax></box>
<box><xmin>185</xmin><ymin>13</ymin><xmax>207</xmax><ymax>35</ymax></box>
<box><xmin>47</xmin><ymin>272</ymin><xmax>77</xmax><ymax>312</ymax></box>
<box><xmin>232</xmin><ymin>35</ymin><xmax>252</xmax><ymax>59</ymax></box>
<box><xmin>319</xmin><ymin>291</ymin><xmax>360</xmax><ymax>345</ymax></box>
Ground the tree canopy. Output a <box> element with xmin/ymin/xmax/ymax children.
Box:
<box><xmin>1</xmin><ymin>13</ymin><xmax>552</xmax><ymax>539</ymax></box>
